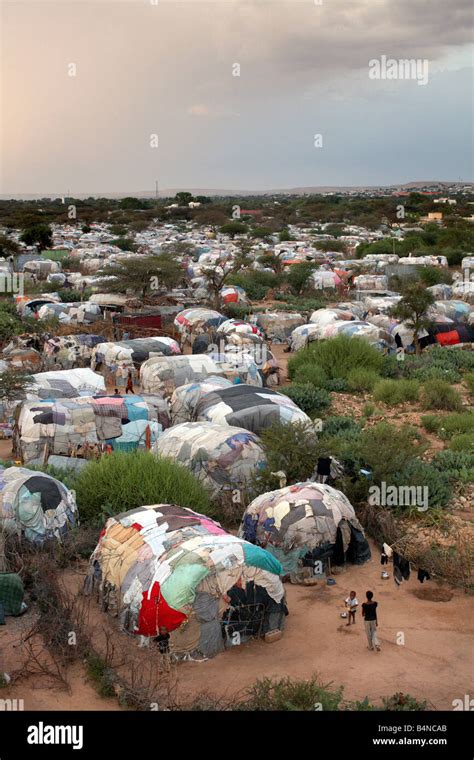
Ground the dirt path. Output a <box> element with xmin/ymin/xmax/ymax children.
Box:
<box><xmin>1</xmin><ymin>542</ymin><xmax>472</xmax><ymax>711</ymax></box>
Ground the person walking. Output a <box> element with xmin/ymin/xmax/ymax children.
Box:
<box><xmin>362</xmin><ymin>590</ymin><xmax>380</xmax><ymax>651</ymax></box>
<box><xmin>125</xmin><ymin>370</ymin><xmax>135</xmax><ymax>394</ymax></box>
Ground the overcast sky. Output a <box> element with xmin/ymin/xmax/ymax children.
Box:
<box><xmin>1</xmin><ymin>0</ymin><xmax>473</xmax><ymax>195</ymax></box>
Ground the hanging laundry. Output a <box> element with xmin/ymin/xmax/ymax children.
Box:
<box><xmin>417</xmin><ymin>568</ymin><xmax>431</xmax><ymax>584</ymax></box>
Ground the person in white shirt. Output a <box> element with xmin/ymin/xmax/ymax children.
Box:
<box><xmin>345</xmin><ymin>590</ymin><xmax>358</xmax><ymax>626</ymax></box>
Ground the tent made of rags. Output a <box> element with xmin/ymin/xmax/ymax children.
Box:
<box><xmin>207</xmin><ymin>352</ymin><xmax>263</xmax><ymax>386</ymax></box>
<box><xmin>255</xmin><ymin>312</ymin><xmax>305</xmax><ymax>342</ymax></box>
<box><xmin>84</xmin><ymin>504</ymin><xmax>285</xmax><ymax>657</ymax></box>
<box><xmin>240</xmin><ymin>481</ymin><xmax>371</xmax><ymax>574</ymax></box>
<box><xmin>153</xmin><ymin>421</ymin><xmax>266</xmax><ymax>498</ymax></box>
<box><xmin>14</xmin><ymin>394</ymin><xmax>170</xmax><ymax>463</ymax></box>
<box><xmin>170</xmin><ymin>376</ymin><xmax>233</xmax><ymax>424</ymax></box>
<box><xmin>0</xmin><ymin>466</ymin><xmax>78</xmax><ymax>544</ymax></box>
<box><xmin>91</xmin><ymin>337</ymin><xmax>181</xmax><ymax>387</ymax></box>
<box><xmin>140</xmin><ymin>354</ymin><xmax>225</xmax><ymax>397</ymax></box>
<box><xmin>28</xmin><ymin>368</ymin><xmax>106</xmax><ymax>400</ymax></box>
<box><xmin>194</xmin><ymin>385</ymin><xmax>312</xmax><ymax>433</ymax></box>
<box><xmin>174</xmin><ymin>308</ymin><xmax>226</xmax><ymax>344</ymax></box>
<box><xmin>44</xmin><ymin>334</ymin><xmax>104</xmax><ymax>370</ymax></box>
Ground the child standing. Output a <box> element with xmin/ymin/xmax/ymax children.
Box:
<box><xmin>345</xmin><ymin>590</ymin><xmax>358</xmax><ymax>626</ymax></box>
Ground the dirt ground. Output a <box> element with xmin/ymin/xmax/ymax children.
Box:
<box><xmin>1</xmin><ymin>540</ymin><xmax>472</xmax><ymax>711</ymax></box>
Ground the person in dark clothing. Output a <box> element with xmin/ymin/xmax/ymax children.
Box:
<box><xmin>113</xmin><ymin>388</ymin><xmax>120</xmax><ymax>397</ymax></box>
<box><xmin>125</xmin><ymin>371</ymin><xmax>135</xmax><ymax>394</ymax></box>
<box><xmin>154</xmin><ymin>626</ymin><xmax>170</xmax><ymax>654</ymax></box>
<box><xmin>362</xmin><ymin>591</ymin><xmax>380</xmax><ymax>652</ymax></box>
<box><xmin>316</xmin><ymin>456</ymin><xmax>332</xmax><ymax>484</ymax></box>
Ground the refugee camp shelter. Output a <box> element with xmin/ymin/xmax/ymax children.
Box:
<box><xmin>240</xmin><ymin>482</ymin><xmax>371</xmax><ymax>574</ymax></box>
<box><xmin>174</xmin><ymin>308</ymin><xmax>226</xmax><ymax>344</ymax></box>
<box><xmin>91</xmin><ymin>337</ymin><xmax>181</xmax><ymax>387</ymax></box>
<box><xmin>170</xmin><ymin>376</ymin><xmax>233</xmax><ymax>423</ymax></box>
<box><xmin>43</xmin><ymin>335</ymin><xmax>104</xmax><ymax>370</ymax></box>
<box><xmin>85</xmin><ymin>504</ymin><xmax>285</xmax><ymax>657</ymax></box>
<box><xmin>194</xmin><ymin>385</ymin><xmax>312</xmax><ymax>433</ymax></box>
<box><xmin>14</xmin><ymin>394</ymin><xmax>170</xmax><ymax>463</ymax></box>
<box><xmin>153</xmin><ymin>421</ymin><xmax>266</xmax><ymax>498</ymax></box>
<box><xmin>28</xmin><ymin>368</ymin><xmax>106</xmax><ymax>399</ymax></box>
<box><xmin>0</xmin><ymin>466</ymin><xmax>78</xmax><ymax>544</ymax></box>
<box><xmin>255</xmin><ymin>312</ymin><xmax>305</xmax><ymax>342</ymax></box>
<box><xmin>140</xmin><ymin>354</ymin><xmax>225</xmax><ymax>397</ymax></box>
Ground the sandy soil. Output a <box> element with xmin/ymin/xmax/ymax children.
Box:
<box><xmin>1</xmin><ymin>541</ymin><xmax>472</xmax><ymax>711</ymax></box>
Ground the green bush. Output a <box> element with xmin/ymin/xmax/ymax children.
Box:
<box><xmin>421</xmin><ymin>380</ymin><xmax>462</xmax><ymax>411</ymax></box>
<box><xmin>437</xmin><ymin>412</ymin><xmax>474</xmax><ymax>439</ymax></box>
<box><xmin>464</xmin><ymin>372</ymin><xmax>474</xmax><ymax>395</ymax></box>
<box><xmin>320</xmin><ymin>416</ymin><xmax>362</xmax><ymax>438</ymax></box>
<box><xmin>288</xmin><ymin>335</ymin><xmax>384</xmax><ymax>383</ymax></box>
<box><xmin>280</xmin><ymin>384</ymin><xmax>331</xmax><ymax>415</ymax></box>
<box><xmin>420</xmin><ymin>414</ymin><xmax>442</xmax><ymax>434</ymax></box>
<box><xmin>391</xmin><ymin>460</ymin><xmax>452</xmax><ymax>509</ymax></box>
<box><xmin>431</xmin><ymin>450</ymin><xmax>474</xmax><ymax>484</ymax></box>
<box><xmin>362</xmin><ymin>403</ymin><xmax>375</xmax><ymax>418</ymax></box>
<box><xmin>229</xmin><ymin>270</ymin><xmax>282</xmax><ymax>301</ymax></box>
<box><xmin>382</xmin><ymin>693</ymin><xmax>427</xmax><ymax>712</ymax></box>
<box><xmin>356</xmin><ymin>423</ymin><xmax>426</xmax><ymax>482</ymax></box>
<box><xmin>293</xmin><ymin>364</ymin><xmax>329</xmax><ymax>388</ymax></box>
<box><xmin>253</xmin><ymin>421</ymin><xmax>319</xmax><ymax>494</ymax></box>
<box><xmin>373</xmin><ymin>379</ymin><xmax>420</xmax><ymax>406</ymax></box>
<box><xmin>449</xmin><ymin>433</ymin><xmax>474</xmax><ymax>452</ymax></box>
<box><xmin>326</xmin><ymin>377</ymin><xmax>349</xmax><ymax>393</ymax></box>
<box><xmin>412</xmin><ymin>365</ymin><xmax>460</xmax><ymax>384</ymax></box>
<box><xmin>241</xmin><ymin>676</ymin><xmax>343</xmax><ymax>711</ymax></box>
<box><xmin>347</xmin><ymin>368</ymin><xmax>381</xmax><ymax>393</ymax></box>
<box><xmin>74</xmin><ymin>450</ymin><xmax>213</xmax><ymax>524</ymax></box>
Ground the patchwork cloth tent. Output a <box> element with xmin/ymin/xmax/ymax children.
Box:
<box><xmin>140</xmin><ymin>354</ymin><xmax>225</xmax><ymax>398</ymax></box>
<box><xmin>240</xmin><ymin>482</ymin><xmax>371</xmax><ymax>574</ymax></box>
<box><xmin>428</xmin><ymin>300</ymin><xmax>472</xmax><ymax>322</ymax></box>
<box><xmin>194</xmin><ymin>385</ymin><xmax>312</xmax><ymax>433</ymax></box>
<box><xmin>36</xmin><ymin>302</ymin><xmax>102</xmax><ymax>323</ymax></box>
<box><xmin>353</xmin><ymin>274</ymin><xmax>388</xmax><ymax>291</ymax></box>
<box><xmin>419</xmin><ymin>322</ymin><xmax>474</xmax><ymax>349</ymax></box>
<box><xmin>216</xmin><ymin>319</ymin><xmax>264</xmax><ymax>340</ymax></box>
<box><xmin>2</xmin><ymin>345</ymin><xmax>43</xmax><ymax>372</ymax></box>
<box><xmin>309</xmin><ymin>308</ymin><xmax>355</xmax><ymax>326</ymax></box>
<box><xmin>207</xmin><ymin>352</ymin><xmax>263</xmax><ymax>386</ymax></box>
<box><xmin>14</xmin><ymin>394</ymin><xmax>170</xmax><ymax>463</ymax></box>
<box><xmin>85</xmin><ymin>504</ymin><xmax>285</xmax><ymax>656</ymax></box>
<box><xmin>310</xmin><ymin>270</ymin><xmax>342</xmax><ymax>290</ymax></box>
<box><xmin>91</xmin><ymin>337</ymin><xmax>181</xmax><ymax>387</ymax></box>
<box><xmin>23</xmin><ymin>259</ymin><xmax>61</xmax><ymax>279</ymax></box>
<box><xmin>255</xmin><ymin>312</ymin><xmax>305</xmax><ymax>343</ymax></box>
<box><xmin>170</xmin><ymin>376</ymin><xmax>233</xmax><ymax>424</ymax></box>
<box><xmin>174</xmin><ymin>308</ymin><xmax>226</xmax><ymax>344</ymax></box>
<box><xmin>44</xmin><ymin>334</ymin><xmax>104</xmax><ymax>370</ymax></box>
<box><xmin>219</xmin><ymin>285</ymin><xmax>248</xmax><ymax>304</ymax></box>
<box><xmin>153</xmin><ymin>422</ymin><xmax>266</xmax><ymax>498</ymax></box>
<box><xmin>291</xmin><ymin>319</ymin><xmax>395</xmax><ymax>352</ymax></box>
<box><xmin>363</xmin><ymin>296</ymin><xmax>401</xmax><ymax>315</ymax></box>
<box><xmin>0</xmin><ymin>466</ymin><xmax>78</xmax><ymax>544</ymax></box>
<box><xmin>28</xmin><ymin>368</ymin><xmax>106</xmax><ymax>400</ymax></box>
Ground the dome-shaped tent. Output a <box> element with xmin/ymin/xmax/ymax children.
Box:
<box><xmin>174</xmin><ymin>308</ymin><xmax>226</xmax><ymax>345</ymax></box>
<box><xmin>195</xmin><ymin>385</ymin><xmax>312</xmax><ymax>433</ymax></box>
<box><xmin>85</xmin><ymin>504</ymin><xmax>285</xmax><ymax>657</ymax></box>
<box><xmin>171</xmin><ymin>376</ymin><xmax>233</xmax><ymax>424</ymax></box>
<box><xmin>219</xmin><ymin>285</ymin><xmax>248</xmax><ymax>304</ymax></box>
<box><xmin>140</xmin><ymin>354</ymin><xmax>224</xmax><ymax>398</ymax></box>
<box><xmin>240</xmin><ymin>482</ymin><xmax>371</xmax><ymax>574</ymax></box>
<box><xmin>153</xmin><ymin>421</ymin><xmax>266</xmax><ymax>498</ymax></box>
<box><xmin>91</xmin><ymin>337</ymin><xmax>181</xmax><ymax>388</ymax></box>
<box><xmin>0</xmin><ymin>466</ymin><xmax>78</xmax><ymax>544</ymax></box>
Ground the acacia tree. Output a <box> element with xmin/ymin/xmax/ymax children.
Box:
<box><xmin>20</xmin><ymin>224</ymin><xmax>53</xmax><ymax>251</ymax></box>
<box><xmin>0</xmin><ymin>369</ymin><xmax>34</xmax><ymax>403</ymax></box>
<box><xmin>200</xmin><ymin>243</ymin><xmax>252</xmax><ymax>307</ymax></box>
<box><xmin>101</xmin><ymin>254</ymin><xmax>183</xmax><ymax>299</ymax></box>
<box><xmin>389</xmin><ymin>282</ymin><xmax>435</xmax><ymax>355</ymax></box>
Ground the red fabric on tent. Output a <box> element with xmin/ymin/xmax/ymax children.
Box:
<box><xmin>435</xmin><ymin>330</ymin><xmax>460</xmax><ymax>346</ymax></box>
<box><xmin>136</xmin><ymin>581</ymin><xmax>186</xmax><ymax>635</ymax></box>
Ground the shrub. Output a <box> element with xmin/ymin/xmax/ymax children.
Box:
<box><xmin>73</xmin><ymin>450</ymin><xmax>213</xmax><ymax>524</ymax></box>
<box><xmin>373</xmin><ymin>379</ymin><xmax>420</xmax><ymax>406</ymax></box>
<box><xmin>229</xmin><ymin>271</ymin><xmax>281</xmax><ymax>301</ymax></box>
<box><xmin>412</xmin><ymin>365</ymin><xmax>460</xmax><ymax>384</ymax></box>
<box><xmin>288</xmin><ymin>335</ymin><xmax>384</xmax><ymax>383</ymax></box>
<box><xmin>347</xmin><ymin>368</ymin><xmax>381</xmax><ymax>393</ymax></box>
<box><xmin>421</xmin><ymin>380</ymin><xmax>462</xmax><ymax>411</ymax></box>
<box><xmin>464</xmin><ymin>372</ymin><xmax>474</xmax><ymax>395</ymax></box>
<box><xmin>432</xmin><ymin>450</ymin><xmax>474</xmax><ymax>484</ymax></box>
<box><xmin>449</xmin><ymin>434</ymin><xmax>474</xmax><ymax>452</ymax></box>
<box><xmin>356</xmin><ymin>423</ymin><xmax>426</xmax><ymax>482</ymax></box>
<box><xmin>382</xmin><ymin>693</ymin><xmax>427</xmax><ymax>711</ymax></box>
<box><xmin>420</xmin><ymin>414</ymin><xmax>442</xmax><ymax>434</ymax></box>
<box><xmin>241</xmin><ymin>676</ymin><xmax>343</xmax><ymax>711</ymax></box>
<box><xmin>280</xmin><ymin>384</ymin><xmax>331</xmax><ymax>415</ymax></box>
<box><xmin>321</xmin><ymin>416</ymin><xmax>362</xmax><ymax>438</ymax></box>
<box><xmin>362</xmin><ymin>403</ymin><xmax>375</xmax><ymax>418</ymax></box>
<box><xmin>326</xmin><ymin>377</ymin><xmax>349</xmax><ymax>393</ymax></box>
<box><xmin>391</xmin><ymin>460</ymin><xmax>452</xmax><ymax>509</ymax></box>
<box><xmin>437</xmin><ymin>412</ymin><xmax>474</xmax><ymax>439</ymax></box>
<box><xmin>253</xmin><ymin>421</ymin><xmax>319</xmax><ymax>493</ymax></box>
<box><xmin>293</xmin><ymin>364</ymin><xmax>329</xmax><ymax>388</ymax></box>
